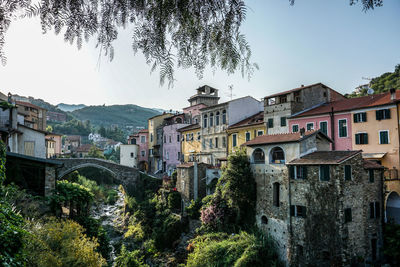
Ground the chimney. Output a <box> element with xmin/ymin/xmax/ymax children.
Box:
<box><xmin>300</xmin><ymin>127</ymin><xmax>305</xmax><ymax>137</ymax></box>
<box><xmin>390</xmin><ymin>88</ymin><xmax>396</xmax><ymax>101</ymax></box>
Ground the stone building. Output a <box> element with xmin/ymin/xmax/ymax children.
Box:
<box><xmin>16</xmin><ymin>101</ymin><xmax>47</xmax><ymax>131</ymax></box>
<box><xmin>245</xmin><ymin>131</ymin><xmax>384</xmax><ymax>266</ymax></box>
<box><xmin>120</xmin><ymin>144</ymin><xmax>139</xmax><ymax>168</ymax></box>
<box><xmin>200</xmin><ymin>96</ymin><xmax>263</xmax><ymax>166</ymax></box>
<box><xmin>264</xmin><ymin>83</ymin><xmax>345</xmax><ymax>135</ymax></box>
<box><xmin>176</xmin><ymin>162</ymin><xmax>208</xmax><ymax>205</ymax></box>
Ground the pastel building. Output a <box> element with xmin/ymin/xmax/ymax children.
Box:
<box><xmin>128</xmin><ymin>129</ymin><xmax>149</xmax><ymax>171</ymax></box>
<box><xmin>120</xmin><ymin>144</ymin><xmax>139</xmax><ymax>168</ymax></box>
<box><xmin>183</xmin><ymin>85</ymin><xmax>220</xmax><ymax>124</ymax></box>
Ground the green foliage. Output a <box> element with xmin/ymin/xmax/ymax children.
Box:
<box><xmin>186</xmin><ymin>231</ymin><xmax>282</xmax><ymax>267</ymax></box>
<box><xmin>115</xmin><ymin>245</ymin><xmax>149</xmax><ymax>267</ymax></box>
<box><xmin>384</xmin><ymin>223</ymin><xmax>400</xmax><ymax>264</ymax></box>
<box><xmin>186</xmin><ymin>199</ymin><xmax>203</xmax><ymax>220</ymax></box>
<box><xmin>0</xmin><ymin>140</ymin><xmax>6</xmax><ymax>185</ymax></box>
<box><xmin>46</xmin><ymin>125</ymin><xmax>53</xmax><ymax>133</ymax></box>
<box><xmin>200</xmin><ymin>149</ymin><xmax>256</xmax><ymax>232</ymax></box>
<box><xmin>75</xmin><ymin>174</ymin><xmax>118</xmax><ymax>204</ymax></box>
<box><xmin>171</xmin><ymin>170</ymin><xmax>177</xmax><ymax>187</ymax></box>
<box><xmin>52</xmin><ymin>119</ymin><xmax>92</xmax><ymax>136</ymax></box>
<box><xmin>0</xmin><ymin>101</ymin><xmax>15</xmax><ymax>110</ymax></box>
<box><xmin>23</xmin><ymin>218</ymin><xmax>106</xmax><ymax>267</ymax></box>
<box><xmin>168</xmin><ymin>190</ymin><xmax>182</xmax><ymax>211</ymax></box>
<box><xmin>87</xmin><ymin>145</ymin><xmax>106</xmax><ymax>159</ymax></box>
<box><xmin>153</xmin><ymin>212</ymin><xmax>184</xmax><ymax>249</ymax></box>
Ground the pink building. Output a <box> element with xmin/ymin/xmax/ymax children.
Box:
<box><xmin>183</xmin><ymin>103</ymin><xmax>207</xmax><ymax>124</ymax></box>
<box><xmin>128</xmin><ymin>129</ymin><xmax>149</xmax><ymax>171</ymax></box>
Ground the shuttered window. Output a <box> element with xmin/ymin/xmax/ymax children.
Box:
<box><xmin>24</xmin><ymin>141</ymin><xmax>35</xmax><ymax>157</ymax></box>
<box><xmin>319</xmin><ymin>165</ymin><xmax>330</xmax><ymax>181</ymax></box>
<box><xmin>319</xmin><ymin>121</ymin><xmax>328</xmax><ymax>135</ymax></box>
<box><xmin>354</xmin><ymin>112</ymin><xmax>367</xmax><ymax>123</ymax></box>
<box><xmin>344</xmin><ymin>165</ymin><xmax>352</xmax><ymax>181</ymax></box>
<box><xmin>355</xmin><ymin>133</ymin><xmax>368</xmax><ymax>144</ymax></box>
<box><xmin>338</xmin><ymin>119</ymin><xmax>347</xmax><ymax>137</ymax></box>
<box><xmin>376</xmin><ymin>109</ymin><xmax>390</xmax><ymax>120</ymax></box>
<box><xmin>345</xmin><ymin>208</ymin><xmax>352</xmax><ymax>223</ymax></box>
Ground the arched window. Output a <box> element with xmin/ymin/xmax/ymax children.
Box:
<box><xmin>175</xmin><ymin>117</ymin><xmax>182</xmax><ymax>123</ymax></box>
<box><xmin>222</xmin><ymin>110</ymin><xmax>227</xmax><ymax>124</ymax></box>
<box><xmin>203</xmin><ymin>114</ymin><xmax>208</xmax><ymax>128</ymax></box>
<box><xmin>270</xmin><ymin>147</ymin><xmax>285</xmax><ymax>164</ymax></box>
<box><xmin>209</xmin><ymin>113</ymin><xmax>214</xmax><ymax>127</ymax></box>
<box><xmin>252</xmin><ymin>148</ymin><xmax>265</xmax><ymax>164</ymax></box>
<box><xmin>215</xmin><ymin>111</ymin><xmax>220</xmax><ymax>125</ymax></box>
<box><xmin>261</xmin><ymin>215</ymin><xmax>268</xmax><ymax>224</ymax></box>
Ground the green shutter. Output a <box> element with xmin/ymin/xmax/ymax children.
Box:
<box><xmin>365</xmin><ymin>133</ymin><xmax>368</xmax><ymax>144</ymax></box>
<box><xmin>289</xmin><ymin>166</ymin><xmax>295</xmax><ymax>179</ymax></box>
<box><xmin>362</xmin><ymin>112</ymin><xmax>367</xmax><ymax>122</ymax></box>
<box><xmin>369</xmin><ymin>170</ymin><xmax>374</xmax><ymax>183</ymax></box>
<box><xmin>354</xmin><ymin>113</ymin><xmax>358</xmax><ymax>123</ymax></box>
<box><xmin>385</xmin><ymin>109</ymin><xmax>391</xmax><ymax>119</ymax></box>
<box><xmin>345</xmin><ymin>165</ymin><xmax>351</xmax><ymax>180</ymax></box>
<box><xmin>355</xmin><ymin>134</ymin><xmax>360</xmax><ymax>144</ymax></box>
<box><xmin>376</xmin><ymin>110</ymin><xmax>381</xmax><ymax>120</ymax></box>
<box><xmin>303</xmin><ymin>166</ymin><xmax>307</xmax><ymax>179</ymax></box>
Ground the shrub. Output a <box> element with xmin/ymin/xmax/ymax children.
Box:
<box><xmin>153</xmin><ymin>213</ymin><xmax>183</xmax><ymax>249</ymax></box>
<box><xmin>23</xmin><ymin>218</ymin><xmax>106</xmax><ymax>267</ymax></box>
<box><xmin>186</xmin><ymin>231</ymin><xmax>282</xmax><ymax>267</ymax></box>
<box><xmin>114</xmin><ymin>245</ymin><xmax>149</xmax><ymax>267</ymax></box>
<box><xmin>106</xmin><ymin>188</ymin><xmax>118</xmax><ymax>205</ymax></box>
<box><xmin>185</xmin><ymin>199</ymin><xmax>203</xmax><ymax>219</ymax></box>
<box><xmin>384</xmin><ymin>223</ymin><xmax>400</xmax><ymax>264</ymax></box>
<box><xmin>168</xmin><ymin>190</ymin><xmax>182</xmax><ymax>211</ymax></box>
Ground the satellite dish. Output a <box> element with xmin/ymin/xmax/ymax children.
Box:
<box><xmin>367</xmin><ymin>88</ymin><xmax>374</xmax><ymax>95</ymax></box>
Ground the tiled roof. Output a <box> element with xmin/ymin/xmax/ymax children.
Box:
<box><xmin>76</xmin><ymin>144</ymin><xmax>96</xmax><ymax>152</ymax></box>
<box><xmin>138</xmin><ymin>129</ymin><xmax>148</xmax><ymax>133</ymax></box>
<box><xmin>243</xmin><ymin>130</ymin><xmax>330</xmax><ymax>146</ymax></box>
<box><xmin>16</xmin><ymin>101</ymin><xmax>45</xmax><ymax>110</ymax></box>
<box><xmin>177</xmin><ymin>123</ymin><xmax>200</xmax><ymax>132</ymax></box>
<box><xmin>264</xmin><ymin>83</ymin><xmax>331</xmax><ymax>99</ymax></box>
<box><xmin>363</xmin><ymin>159</ymin><xmax>384</xmax><ymax>169</ymax></box>
<box><xmin>288</xmin><ymin>150</ymin><xmax>362</xmax><ymax>165</ymax></box>
<box><xmin>66</xmin><ymin>135</ymin><xmax>81</xmax><ymax>141</ymax></box>
<box><xmin>228</xmin><ymin>111</ymin><xmax>264</xmax><ymax>130</ymax></box>
<box><xmin>291</xmin><ymin>90</ymin><xmax>400</xmax><ymax>118</ymax></box>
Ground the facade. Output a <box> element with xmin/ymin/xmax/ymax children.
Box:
<box><xmin>45</xmin><ymin>133</ymin><xmax>62</xmax><ymax>158</ymax></box>
<box><xmin>264</xmin><ymin>83</ymin><xmax>345</xmax><ymax>135</ymax></box>
<box><xmin>128</xmin><ymin>129</ymin><xmax>149</xmax><ymax>171</ymax></box>
<box><xmin>76</xmin><ymin>144</ymin><xmax>95</xmax><ymax>158</ymax></box>
<box><xmin>245</xmin><ymin>132</ymin><xmax>384</xmax><ymax>265</ymax></box>
<box><xmin>13</xmin><ymin>124</ymin><xmax>46</xmax><ymax>158</ymax></box>
<box><xmin>120</xmin><ymin>144</ymin><xmax>139</xmax><ymax>168</ymax></box>
<box><xmin>46</xmin><ymin>111</ymin><xmax>67</xmax><ymax>122</ymax></box>
<box><xmin>16</xmin><ymin>101</ymin><xmax>47</xmax><ymax>131</ymax></box>
<box><xmin>148</xmin><ymin>113</ymin><xmax>174</xmax><ymax>173</ymax></box>
<box><xmin>176</xmin><ymin>162</ymin><xmax>208</xmax><ymax>205</ymax></box>
<box><xmin>63</xmin><ymin>135</ymin><xmax>81</xmax><ymax>154</ymax></box>
<box><xmin>226</xmin><ymin>111</ymin><xmax>265</xmax><ymax>154</ymax></box>
<box><xmin>187</xmin><ymin>85</ymin><xmax>220</xmax><ymax>107</ymax></box>
<box><xmin>200</xmin><ymin>96</ymin><xmax>263</xmax><ymax>165</ymax></box>
<box><xmin>45</xmin><ymin>138</ymin><xmax>56</xmax><ymax>158</ymax></box>
<box><xmin>162</xmin><ymin>121</ymin><xmax>190</xmax><ymax>175</ymax></box>
<box><xmin>183</xmin><ymin>103</ymin><xmax>208</xmax><ymax>124</ymax></box>
<box><xmin>178</xmin><ymin>124</ymin><xmax>201</xmax><ymax>163</ymax></box>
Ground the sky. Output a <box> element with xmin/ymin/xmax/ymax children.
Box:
<box><xmin>0</xmin><ymin>0</ymin><xmax>399</xmax><ymax>110</ymax></box>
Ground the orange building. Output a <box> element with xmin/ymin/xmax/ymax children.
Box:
<box><xmin>16</xmin><ymin>101</ymin><xmax>47</xmax><ymax>131</ymax></box>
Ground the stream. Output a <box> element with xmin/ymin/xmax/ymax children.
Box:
<box><xmin>91</xmin><ymin>186</ymin><xmax>125</xmax><ymax>264</ymax></box>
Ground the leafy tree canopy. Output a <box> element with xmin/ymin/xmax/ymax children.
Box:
<box><xmin>0</xmin><ymin>0</ymin><xmax>383</xmax><ymax>86</ymax></box>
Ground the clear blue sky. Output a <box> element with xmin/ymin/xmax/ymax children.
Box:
<box><xmin>0</xmin><ymin>0</ymin><xmax>398</xmax><ymax>110</ymax></box>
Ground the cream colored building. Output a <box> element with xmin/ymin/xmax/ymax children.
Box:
<box><xmin>120</xmin><ymin>144</ymin><xmax>139</xmax><ymax>168</ymax></box>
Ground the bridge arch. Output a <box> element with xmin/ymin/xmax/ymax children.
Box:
<box><xmin>58</xmin><ymin>163</ymin><xmax>117</xmax><ymax>180</ymax></box>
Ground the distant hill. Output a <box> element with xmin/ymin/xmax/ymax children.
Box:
<box><xmin>57</xmin><ymin>103</ymin><xmax>86</xmax><ymax>112</ymax></box>
<box><xmin>71</xmin><ymin>104</ymin><xmax>161</xmax><ymax>129</ymax></box>
<box><xmin>12</xmin><ymin>95</ymin><xmax>65</xmax><ymax>113</ymax></box>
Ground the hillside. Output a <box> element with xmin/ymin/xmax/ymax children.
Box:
<box><xmin>12</xmin><ymin>95</ymin><xmax>65</xmax><ymax>113</ymax></box>
<box><xmin>71</xmin><ymin>104</ymin><xmax>161</xmax><ymax>128</ymax></box>
<box><xmin>57</xmin><ymin>103</ymin><xmax>86</xmax><ymax>112</ymax></box>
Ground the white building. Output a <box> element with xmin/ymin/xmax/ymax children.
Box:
<box><xmin>120</xmin><ymin>144</ymin><xmax>139</xmax><ymax>168</ymax></box>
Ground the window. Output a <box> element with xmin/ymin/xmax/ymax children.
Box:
<box><xmin>257</xmin><ymin>130</ymin><xmax>264</xmax><ymax>136</ymax></box>
<box><xmin>280</xmin><ymin>117</ymin><xmax>287</xmax><ymax>127</ymax></box>
<box><xmin>177</xmin><ymin>134</ymin><xmax>180</xmax><ymax>142</ymax></box>
<box><xmin>203</xmin><ymin>115</ymin><xmax>208</xmax><ymax>128</ymax></box>
<box><xmin>344</xmin><ymin>208</ymin><xmax>352</xmax><ymax>223</ymax></box>
<box><xmin>370</xmin><ymin>201</ymin><xmax>380</xmax><ymax>219</ymax></box>
<box><xmin>279</xmin><ymin>95</ymin><xmax>287</xmax><ymax>103</ymax></box>
<box><xmin>166</xmin><ymin>152</ymin><xmax>169</xmax><ymax>160</ymax></box>
<box><xmin>149</xmin><ymin>149</ymin><xmax>153</xmax><ymax>156</ymax></box>
<box><xmin>273</xmin><ymin>182</ymin><xmax>280</xmax><ymax>207</ymax></box>
<box><xmin>140</xmin><ymin>136</ymin><xmax>146</xmax><ymax>143</ymax></box>
<box><xmin>232</xmin><ymin>134</ymin><xmax>237</xmax><ymax>147</ymax></box>
<box><xmin>209</xmin><ymin>138</ymin><xmax>213</xmax><ymax>149</ymax></box>
<box><xmin>294</xmin><ymin>91</ymin><xmax>301</xmax><ymax>102</ymax></box>
<box><xmin>24</xmin><ymin>141</ymin><xmax>35</xmax><ymax>157</ymax></box>
<box><xmin>270</xmin><ymin>147</ymin><xmax>285</xmax><ymax>163</ymax></box>
<box><xmin>130</xmin><ymin>152</ymin><xmax>134</xmax><ymax>158</ymax></box>
<box><xmin>190</xmin><ymin>133</ymin><xmax>194</xmax><ymax>141</ymax></box>
<box><xmin>169</xmin><ymin>135</ymin><xmax>172</xmax><ymax>143</ymax></box>
<box><xmin>355</xmin><ymin>133</ymin><xmax>368</xmax><ymax>144</ymax></box>
<box><xmin>267</xmin><ymin>118</ymin><xmax>273</xmax><ymax>128</ymax></box>
<box><xmin>261</xmin><ymin>216</ymin><xmax>268</xmax><ymax>224</ymax></box>
<box><xmin>175</xmin><ymin>117</ymin><xmax>182</xmax><ymax>123</ymax></box>
<box><xmin>222</xmin><ymin>110</ymin><xmax>227</xmax><ymax>124</ymax></box>
<box><xmin>319</xmin><ymin>121</ymin><xmax>328</xmax><ymax>135</ymax></box>
<box><xmin>215</xmin><ymin>137</ymin><xmax>219</xmax><ymax>148</ymax></box>
<box><xmin>338</xmin><ymin>119</ymin><xmax>347</xmax><ymax>137</ymax></box>
<box><xmin>376</xmin><ymin>109</ymin><xmax>390</xmax><ymax>120</ymax></box>
<box><xmin>319</xmin><ymin>165</ymin><xmax>330</xmax><ymax>181</ymax></box>
<box><xmin>245</xmin><ymin>132</ymin><xmax>251</xmax><ymax>142</ymax></box>
<box><xmin>197</xmin><ymin>132</ymin><xmax>201</xmax><ymax>141</ymax></box>
<box><xmin>209</xmin><ymin>113</ymin><xmax>214</xmax><ymax>127</ymax></box>
<box><xmin>292</xmin><ymin>124</ymin><xmax>299</xmax><ymax>133</ymax></box>
<box><xmin>379</xmin><ymin>130</ymin><xmax>389</xmax><ymax>144</ymax></box>
<box><xmin>150</xmin><ymin>133</ymin><xmax>153</xmax><ymax>142</ymax></box>
<box><xmin>141</xmin><ymin>150</ymin><xmax>145</xmax><ymax>157</ymax></box>
<box><xmin>369</xmin><ymin>170</ymin><xmax>374</xmax><ymax>183</ymax></box>
<box><xmin>290</xmin><ymin>205</ymin><xmax>306</xmax><ymax>218</ymax></box>
<box><xmin>252</xmin><ymin>148</ymin><xmax>265</xmax><ymax>164</ymax></box>
<box><xmin>344</xmin><ymin>165</ymin><xmax>352</xmax><ymax>181</ymax></box>
<box><xmin>186</xmin><ymin>133</ymin><xmax>190</xmax><ymax>141</ymax></box>
<box><xmin>222</xmin><ymin>136</ymin><xmax>226</xmax><ymax>148</ymax></box>
<box><xmin>178</xmin><ymin>152</ymin><xmax>181</xmax><ymax>160</ymax></box>
<box><xmin>202</xmin><ymin>139</ymin><xmax>205</xmax><ymax>149</ymax></box>
<box><xmin>354</xmin><ymin>112</ymin><xmax>367</xmax><ymax>123</ymax></box>
<box><xmin>289</xmin><ymin>166</ymin><xmax>307</xmax><ymax>179</ymax></box>
<box><xmin>306</xmin><ymin>122</ymin><xmax>314</xmax><ymax>131</ymax></box>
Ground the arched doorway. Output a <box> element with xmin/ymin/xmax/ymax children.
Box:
<box><xmin>139</xmin><ymin>161</ymin><xmax>148</xmax><ymax>172</ymax></box>
<box><xmin>386</xmin><ymin>191</ymin><xmax>400</xmax><ymax>224</ymax></box>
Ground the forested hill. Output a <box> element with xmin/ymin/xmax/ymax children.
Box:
<box><xmin>71</xmin><ymin>104</ymin><xmax>161</xmax><ymax>128</ymax></box>
<box><xmin>347</xmin><ymin>64</ymin><xmax>400</xmax><ymax>97</ymax></box>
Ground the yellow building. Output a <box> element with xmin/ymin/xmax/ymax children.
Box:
<box><xmin>148</xmin><ymin>113</ymin><xmax>174</xmax><ymax>172</ymax></box>
<box><xmin>227</xmin><ymin>111</ymin><xmax>265</xmax><ymax>154</ymax></box>
<box><xmin>178</xmin><ymin>124</ymin><xmax>201</xmax><ymax>162</ymax></box>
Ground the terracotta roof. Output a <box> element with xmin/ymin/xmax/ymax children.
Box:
<box><xmin>66</xmin><ymin>135</ymin><xmax>81</xmax><ymax>141</ymax></box>
<box><xmin>138</xmin><ymin>129</ymin><xmax>149</xmax><ymax>133</ymax></box>
<box><xmin>228</xmin><ymin>111</ymin><xmax>264</xmax><ymax>130</ymax></box>
<box><xmin>291</xmin><ymin>90</ymin><xmax>400</xmax><ymax>118</ymax></box>
<box><xmin>265</xmin><ymin>83</ymin><xmax>331</xmax><ymax>99</ymax></box>
<box><xmin>243</xmin><ymin>130</ymin><xmax>331</xmax><ymax>146</ymax></box>
<box><xmin>76</xmin><ymin>144</ymin><xmax>103</xmax><ymax>153</ymax></box>
<box><xmin>16</xmin><ymin>101</ymin><xmax>45</xmax><ymax>110</ymax></box>
<box><xmin>363</xmin><ymin>159</ymin><xmax>384</xmax><ymax>169</ymax></box>
<box><xmin>289</xmin><ymin>150</ymin><xmax>362</xmax><ymax>165</ymax></box>
<box><xmin>177</xmin><ymin>123</ymin><xmax>200</xmax><ymax>132</ymax></box>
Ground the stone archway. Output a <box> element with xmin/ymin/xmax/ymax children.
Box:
<box><xmin>58</xmin><ymin>162</ymin><xmax>117</xmax><ymax>181</ymax></box>
<box><xmin>386</xmin><ymin>191</ymin><xmax>400</xmax><ymax>224</ymax></box>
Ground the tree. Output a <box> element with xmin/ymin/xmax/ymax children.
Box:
<box><xmin>0</xmin><ymin>1</ymin><xmax>383</xmax><ymax>86</ymax></box>
<box><xmin>87</xmin><ymin>146</ymin><xmax>106</xmax><ymax>159</ymax></box>
<box><xmin>46</xmin><ymin>125</ymin><xmax>53</xmax><ymax>132</ymax></box>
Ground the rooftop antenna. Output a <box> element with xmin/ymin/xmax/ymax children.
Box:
<box><xmin>226</xmin><ymin>84</ymin><xmax>236</xmax><ymax>100</ymax></box>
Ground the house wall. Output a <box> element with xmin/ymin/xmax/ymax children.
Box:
<box><xmin>227</xmin><ymin>97</ymin><xmax>263</xmax><ymax>126</ymax></box>
<box><xmin>120</xmin><ymin>144</ymin><xmax>139</xmax><ymax>168</ymax></box>
<box><xmin>183</xmin><ymin>103</ymin><xmax>208</xmax><ymax>123</ymax></box>
<box><xmin>227</xmin><ymin>124</ymin><xmax>266</xmax><ymax>154</ymax></box>
<box><xmin>180</xmin><ymin>128</ymin><xmax>201</xmax><ymax>162</ymax></box>
<box><xmin>46</xmin><ymin>134</ymin><xmax>62</xmax><ymax>155</ymax></box>
<box><xmin>138</xmin><ymin>132</ymin><xmax>148</xmax><ymax>163</ymax></box>
<box><xmin>163</xmin><ymin>123</ymin><xmax>190</xmax><ymax>175</ymax></box>
<box><xmin>351</xmin><ymin>105</ymin><xmax>400</xmax><ymax>171</ymax></box>
<box><xmin>288</xmin><ymin>113</ymin><xmax>353</xmax><ymax>151</ymax></box>
<box><xmin>17</xmin><ymin>126</ymin><xmax>46</xmax><ymax>158</ymax></box>
<box><xmin>176</xmin><ymin>163</ymin><xmax>207</xmax><ymax>204</ymax></box>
